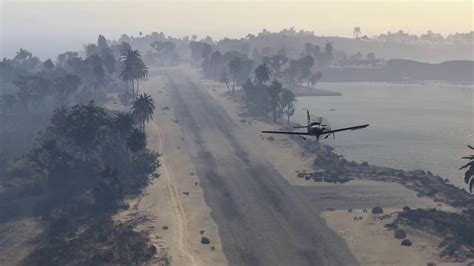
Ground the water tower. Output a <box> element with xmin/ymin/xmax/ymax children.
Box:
<box><xmin>354</xmin><ymin>27</ymin><xmax>361</xmax><ymax>39</ymax></box>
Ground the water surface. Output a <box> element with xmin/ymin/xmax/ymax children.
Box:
<box><xmin>295</xmin><ymin>82</ymin><xmax>473</xmax><ymax>188</ymax></box>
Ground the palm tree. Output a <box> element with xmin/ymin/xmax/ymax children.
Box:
<box><xmin>460</xmin><ymin>145</ymin><xmax>474</xmax><ymax>192</ymax></box>
<box><xmin>228</xmin><ymin>57</ymin><xmax>242</xmax><ymax>93</ymax></box>
<box><xmin>120</xmin><ymin>49</ymin><xmax>148</xmax><ymax>96</ymax></box>
<box><xmin>254</xmin><ymin>63</ymin><xmax>270</xmax><ymax>84</ymax></box>
<box><xmin>132</xmin><ymin>93</ymin><xmax>155</xmax><ymax>132</ymax></box>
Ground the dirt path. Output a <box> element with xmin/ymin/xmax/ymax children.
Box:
<box><xmin>114</xmin><ymin>71</ymin><xmax>227</xmax><ymax>266</ymax></box>
<box><xmin>150</xmin><ymin>121</ymin><xmax>197</xmax><ymax>266</ymax></box>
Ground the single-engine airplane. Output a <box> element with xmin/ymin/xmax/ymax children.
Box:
<box><xmin>262</xmin><ymin>110</ymin><xmax>369</xmax><ymax>140</ymax></box>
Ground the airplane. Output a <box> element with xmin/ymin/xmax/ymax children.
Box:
<box><xmin>262</xmin><ymin>110</ymin><xmax>369</xmax><ymax>140</ymax></box>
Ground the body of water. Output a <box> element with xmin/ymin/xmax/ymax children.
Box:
<box><xmin>295</xmin><ymin>82</ymin><xmax>473</xmax><ymax>188</ymax></box>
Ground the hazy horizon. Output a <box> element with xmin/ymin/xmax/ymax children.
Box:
<box><xmin>1</xmin><ymin>0</ymin><xmax>472</xmax><ymax>60</ymax></box>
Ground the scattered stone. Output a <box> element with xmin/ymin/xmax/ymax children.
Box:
<box><xmin>426</xmin><ymin>263</ymin><xmax>436</xmax><ymax>266</ymax></box>
<box><xmin>266</xmin><ymin>136</ymin><xmax>275</xmax><ymax>141</ymax></box>
<box><xmin>401</xmin><ymin>239</ymin><xmax>412</xmax><ymax>246</ymax></box>
<box><xmin>172</xmin><ymin>119</ymin><xmax>179</xmax><ymax>123</ymax></box>
<box><xmin>162</xmin><ymin>106</ymin><xmax>170</xmax><ymax>110</ymax></box>
<box><xmin>189</xmin><ymin>172</ymin><xmax>195</xmax><ymax>176</ymax></box>
<box><xmin>177</xmin><ymin>147</ymin><xmax>181</xmax><ymax>149</ymax></box>
<box><xmin>162</xmin><ymin>225</ymin><xmax>168</xmax><ymax>230</ymax></box>
<box><xmin>199</xmin><ymin>230</ymin><xmax>204</xmax><ymax>235</ymax></box>
<box><xmin>240</xmin><ymin>119</ymin><xmax>247</xmax><ymax>123</ymax></box>
<box><xmin>403</xmin><ymin>206</ymin><xmax>411</xmax><ymax>212</ymax></box>
<box><xmin>183</xmin><ymin>192</ymin><xmax>189</xmax><ymax>196</ymax></box>
<box><xmin>326</xmin><ymin>208</ymin><xmax>335</xmax><ymax>211</ymax></box>
<box><xmin>194</xmin><ymin>182</ymin><xmax>198</xmax><ymax>186</ymax></box>
<box><xmin>372</xmin><ymin>206</ymin><xmax>384</xmax><ymax>214</ymax></box>
<box><xmin>201</xmin><ymin>236</ymin><xmax>211</xmax><ymax>245</ymax></box>
<box><xmin>394</xmin><ymin>229</ymin><xmax>407</xmax><ymax>239</ymax></box>
<box><xmin>363</xmin><ymin>209</ymin><xmax>368</xmax><ymax>213</ymax></box>
<box><xmin>348</xmin><ymin>208</ymin><xmax>353</xmax><ymax>213</ymax></box>
<box><xmin>211</xmin><ymin>246</ymin><xmax>215</xmax><ymax>251</ymax></box>
<box><xmin>361</xmin><ymin>162</ymin><xmax>369</xmax><ymax>167</ymax></box>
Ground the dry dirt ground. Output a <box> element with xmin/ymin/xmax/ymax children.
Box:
<box><xmin>176</xmin><ymin>65</ymin><xmax>460</xmax><ymax>266</ymax></box>
<box><xmin>0</xmin><ymin>216</ymin><xmax>42</xmax><ymax>265</ymax></box>
<box><xmin>114</xmin><ymin>65</ymin><xmax>462</xmax><ymax>266</ymax></box>
<box><xmin>321</xmin><ymin>208</ymin><xmax>464</xmax><ymax>266</ymax></box>
<box><xmin>113</xmin><ymin>73</ymin><xmax>227</xmax><ymax>266</ymax></box>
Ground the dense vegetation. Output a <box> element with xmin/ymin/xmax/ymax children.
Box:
<box><xmin>0</xmin><ymin>34</ymin><xmax>162</xmax><ymax>264</ymax></box>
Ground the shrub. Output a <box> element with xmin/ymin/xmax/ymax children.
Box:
<box><xmin>201</xmin><ymin>236</ymin><xmax>210</xmax><ymax>245</ymax></box>
<box><xmin>401</xmin><ymin>239</ymin><xmax>412</xmax><ymax>246</ymax></box>
<box><xmin>372</xmin><ymin>206</ymin><xmax>384</xmax><ymax>214</ymax></box>
<box><xmin>394</xmin><ymin>229</ymin><xmax>407</xmax><ymax>239</ymax></box>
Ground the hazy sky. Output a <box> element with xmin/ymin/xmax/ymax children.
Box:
<box><xmin>1</xmin><ymin>0</ymin><xmax>472</xmax><ymax>59</ymax></box>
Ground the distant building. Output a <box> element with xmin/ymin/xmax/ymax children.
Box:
<box><xmin>354</xmin><ymin>27</ymin><xmax>361</xmax><ymax>39</ymax></box>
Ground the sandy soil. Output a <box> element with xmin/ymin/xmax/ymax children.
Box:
<box><xmin>113</xmin><ymin>71</ymin><xmax>227</xmax><ymax>266</ymax></box>
<box><xmin>112</xmin><ymin>65</ymin><xmax>463</xmax><ymax>265</ymax></box>
<box><xmin>182</xmin><ymin>65</ymin><xmax>462</xmax><ymax>266</ymax></box>
<box><xmin>321</xmin><ymin>209</ymin><xmax>463</xmax><ymax>266</ymax></box>
<box><xmin>0</xmin><ymin>217</ymin><xmax>42</xmax><ymax>265</ymax></box>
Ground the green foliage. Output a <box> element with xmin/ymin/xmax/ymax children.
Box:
<box><xmin>132</xmin><ymin>93</ymin><xmax>155</xmax><ymax>131</ymax></box>
<box><xmin>460</xmin><ymin>145</ymin><xmax>474</xmax><ymax>192</ymax></box>
<box><xmin>243</xmin><ymin>66</ymin><xmax>296</xmax><ymax>123</ymax></box>
<box><xmin>254</xmin><ymin>63</ymin><xmax>270</xmax><ymax>84</ymax></box>
<box><xmin>120</xmin><ymin>49</ymin><xmax>148</xmax><ymax>96</ymax></box>
<box><xmin>127</xmin><ymin>128</ymin><xmax>146</xmax><ymax>154</ymax></box>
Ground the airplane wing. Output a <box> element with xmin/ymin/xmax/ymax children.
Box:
<box><xmin>261</xmin><ymin>130</ymin><xmax>311</xmax><ymax>135</ymax></box>
<box><xmin>322</xmin><ymin>124</ymin><xmax>369</xmax><ymax>135</ymax></box>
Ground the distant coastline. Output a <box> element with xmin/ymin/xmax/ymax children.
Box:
<box><xmin>321</xmin><ymin>59</ymin><xmax>474</xmax><ymax>84</ymax></box>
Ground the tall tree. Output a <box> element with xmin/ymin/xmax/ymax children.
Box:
<box><xmin>254</xmin><ymin>63</ymin><xmax>270</xmax><ymax>84</ymax></box>
<box><xmin>14</xmin><ymin>49</ymin><xmax>32</xmax><ymax>62</ymax></box>
<box><xmin>268</xmin><ymin>80</ymin><xmax>283</xmax><ymax>122</ymax></box>
<box><xmin>43</xmin><ymin>59</ymin><xmax>54</xmax><ymax>71</ymax></box>
<box><xmin>209</xmin><ymin>51</ymin><xmax>222</xmax><ymax>79</ymax></box>
<box><xmin>228</xmin><ymin>57</ymin><xmax>242</xmax><ymax>93</ymax></box>
<box><xmin>64</xmin><ymin>101</ymin><xmax>109</xmax><ymax>161</ymax></box>
<box><xmin>54</xmin><ymin>74</ymin><xmax>81</xmax><ymax>106</ymax></box>
<box><xmin>280</xmin><ymin>89</ymin><xmax>296</xmax><ymax>124</ymax></box>
<box><xmin>132</xmin><ymin>93</ymin><xmax>155</xmax><ymax>132</ymax></box>
<box><xmin>200</xmin><ymin>43</ymin><xmax>213</xmax><ymax>62</ymax></box>
<box><xmin>120</xmin><ymin>49</ymin><xmax>148</xmax><ymax>96</ymax></box>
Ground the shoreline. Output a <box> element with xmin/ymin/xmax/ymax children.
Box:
<box><xmin>194</xmin><ymin>66</ymin><xmax>473</xmax><ymax>264</ymax></box>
